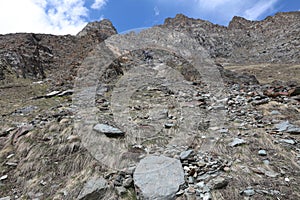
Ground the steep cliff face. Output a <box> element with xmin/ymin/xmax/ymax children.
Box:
<box><xmin>0</xmin><ymin>20</ymin><xmax>117</xmax><ymax>86</ymax></box>
<box><xmin>1</xmin><ymin>12</ymin><xmax>299</xmax><ymax>83</ymax></box>
<box><xmin>161</xmin><ymin>12</ymin><xmax>300</xmax><ymax>64</ymax></box>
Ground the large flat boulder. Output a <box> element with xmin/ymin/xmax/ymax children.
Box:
<box><xmin>133</xmin><ymin>155</ymin><xmax>184</xmax><ymax>200</ymax></box>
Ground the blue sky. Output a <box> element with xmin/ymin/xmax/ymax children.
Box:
<box><xmin>0</xmin><ymin>0</ymin><xmax>299</xmax><ymax>35</ymax></box>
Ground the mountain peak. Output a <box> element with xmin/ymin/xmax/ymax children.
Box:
<box><xmin>77</xmin><ymin>19</ymin><xmax>117</xmax><ymax>40</ymax></box>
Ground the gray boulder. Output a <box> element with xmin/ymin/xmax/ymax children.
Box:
<box><xmin>93</xmin><ymin>123</ymin><xmax>124</xmax><ymax>137</ymax></box>
<box><xmin>77</xmin><ymin>176</ymin><xmax>108</xmax><ymax>200</ymax></box>
<box><xmin>133</xmin><ymin>155</ymin><xmax>184</xmax><ymax>200</ymax></box>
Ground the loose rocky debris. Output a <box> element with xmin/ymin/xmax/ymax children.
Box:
<box><xmin>0</xmin><ymin>11</ymin><xmax>300</xmax><ymax>200</ymax></box>
<box><xmin>176</xmin><ymin>150</ymin><xmax>231</xmax><ymax>199</ymax></box>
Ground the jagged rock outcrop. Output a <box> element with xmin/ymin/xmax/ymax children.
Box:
<box><xmin>77</xmin><ymin>19</ymin><xmax>117</xmax><ymax>40</ymax></box>
<box><xmin>161</xmin><ymin>12</ymin><xmax>300</xmax><ymax>64</ymax></box>
<box><xmin>1</xmin><ymin>12</ymin><xmax>299</xmax><ymax>84</ymax></box>
<box><xmin>0</xmin><ymin>20</ymin><xmax>117</xmax><ymax>86</ymax></box>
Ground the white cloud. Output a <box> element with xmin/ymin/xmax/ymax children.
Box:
<box><xmin>154</xmin><ymin>6</ymin><xmax>160</xmax><ymax>16</ymax></box>
<box><xmin>46</xmin><ymin>0</ymin><xmax>88</xmax><ymax>32</ymax></box>
<box><xmin>0</xmin><ymin>0</ymin><xmax>106</xmax><ymax>35</ymax></box>
<box><xmin>91</xmin><ymin>0</ymin><xmax>107</xmax><ymax>9</ymax></box>
<box><xmin>194</xmin><ymin>0</ymin><xmax>234</xmax><ymax>10</ymax></box>
<box><xmin>243</xmin><ymin>0</ymin><xmax>278</xmax><ymax>20</ymax></box>
<box><xmin>184</xmin><ymin>0</ymin><xmax>279</xmax><ymax>24</ymax></box>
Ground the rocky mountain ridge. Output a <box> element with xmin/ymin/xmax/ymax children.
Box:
<box><xmin>161</xmin><ymin>12</ymin><xmax>300</xmax><ymax>64</ymax></box>
<box><xmin>0</xmin><ymin>19</ymin><xmax>117</xmax><ymax>89</ymax></box>
<box><xmin>0</xmin><ymin>12</ymin><xmax>299</xmax><ymax>85</ymax></box>
<box><xmin>0</xmin><ymin>11</ymin><xmax>299</xmax><ymax>200</ymax></box>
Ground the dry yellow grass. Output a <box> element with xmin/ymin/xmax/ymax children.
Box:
<box><xmin>224</xmin><ymin>64</ymin><xmax>300</xmax><ymax>84</ymax></box>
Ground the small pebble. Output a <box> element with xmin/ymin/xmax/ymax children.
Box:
<box><xmin>242</xmin><ymin>189</ymin><xmax>255</xmax><ymax>196</ymax></box>
<box><xmin>0</xmin><ymin>175</ymin><xmax>8</xmax><ymax>181</ymax></box>
<box><xmin>186</xmin><ymin>186</ymin><xmax>196</xmax><ymax>194</ymax></box>
<box><xmin>258</xmin><ymin>150</ymin><xmax>267</xmax><ymax>156</ymax></box>
<box><xmin>223</xmin><ymin>167</ymin><xmax>230</xmax><ymax>172</ymax></box>
<box><xmin>6</xmin><ymin>154</ymin><xmax>14</xmax><ymax>159</ymax></box>
<box><xmin>285</xmin><ymin>177</ymin><xmax>290</xmax><ymax>182</ymax></box>
<box><xmin>203</xmin><ymin>192</ymin><xmax>212</xmax><ymax>200</ymax></box>
<box><xmin>188</xmin><ymin>176</ymin><xmax>194</xmax><ymax>184</ymax></box>
<box><xmin>116</xmin><ymin>186</ymin><xmax>127</xmax><ymax>196</ymax></box>
<box><xmin>180</xmin><ymin>150</ymin><xmax>194</xmax><ymax>160</ymax></box>
<box><xmin>263</xmin><ymin>160</ymin><xmax>270</xmax><ymax>165</ymax></box>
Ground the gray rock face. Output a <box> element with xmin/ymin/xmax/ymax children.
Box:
<box><xmin>77</xmin><ymin>19</ymin><xmax>117</xmax><ymax>40</ymax></box>
<box><xmin>133</xmin><ymin>155</ymin><xmax>184</xmax><ymax>200</ymax></box>
<box><xmin>161</xmin><ymin>12</ymin><xmax>300</xmax><ymax>64</ymax></box>
<box><xmin>77</xmin><ymin>176</ymin><xmax>108</xmax><ymax>200</ymax></box>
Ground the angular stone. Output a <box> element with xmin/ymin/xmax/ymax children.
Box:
<box><xmin>15</xmin><ymin>105</ymin><xmax>37</xmax><ymax>114</ymax></box>
<box><xmin>57</xmin><ymin>89</ymin><xmax>74</xmax><ymax>97</ymax></box>
<box><xmin>196</xmin><ymin>181</ymin><xmax>205</xmax><ymax>189</ymax></box>
<box><xmin>0</xmin><ymin>197</ymin><xmax>11</xmax><ymax>200</ymax></box>
<box><xmin>203</xmin><ymin>192</ymin><xmax>212</xmax><ymax>200</ymax></box>
<box><xmin>45</xmin><ymin>91</ymin><xmax>61</xmax><ymax>98</ymax></box>
<box><xmin>289</xmin><ymin>87</ymin><xmax>300</xmax><ymax>96</ymax></box>
<box><xmin>251</xmin><ymin>98</ymin><xmax>269</xmax><ymax>106</ymax></box>
<box><xmin>116</xmin><ymin>186</ymin><xmax>127</xmax><ymax>196</ymax></box>
<box><xmin>207</xmin><ymin>177</ymin><xmax>228</xmax><ymax>189</ymax></box>
<box><xmin>264</xmin><ymin>170</ymin><xmax>280</xmax><ymax>178</ymax></box>
<box><xmin>5</xmin><ymin>162</ymin><xmax>18</xmax><ymax>166</ymax></box>
<box><xmin>276</xmin><ymin>121</ymin><xmax>290</xmax><ymax>132</ymax></box>
<box><xmin>287</xmin><ymin>127</ymin><xmax>300</xmax><ymax>134</ymax></box>
<box><xmin>133</xmin><ymin>155</ymin><xmax>184</xmax><ymax>200</ymax></box>
<box><xmin>93</xmin><ymin>124</ymin><xmax>124</xmax><ymax>137</ymax></box>
<box><xmin>229</xmin><ymin>138</ymin><xmax>246</xmax><ymax>147</ymax></box>
<box><xmin>77</xmin><ymin>176</ymin><xmax>108</xmax><ymax>200</ymax></box>
<box><xmin>279</xmin><ymin>139</ymin><xmax>296</xmax><ymax>145</ymax></box>
<box><xmin>123</xmin><ymin>177</ymin><xmax>133</xmax><ymax>188</ymax></box>
<box><xmin>164</xmin><ymin>123</ymin><xmax>174</xmax><ymax>129</ymax></box>
<box><xmin>275</xmin><ymin>121</ymin><xmax>300</xmax><ymax>134</ymax></box>
<box><xmin>270</xmin><ymin>110</ymin><xmax>281</xmax><ymax>115</ymax></box>
<box><xmin>0</xmin><ymin>175</ymin><xmax>8</xmax><ymax>181</ymax></box>
<box><xmin>180</xmin><ymin>150</ymin><xmax>194</xmax><ymax>160</ymax></box>
<box><xmin>242</xmin><ymin>189</ymin><xmax>255</xmax><ymax>196</ymax></box>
